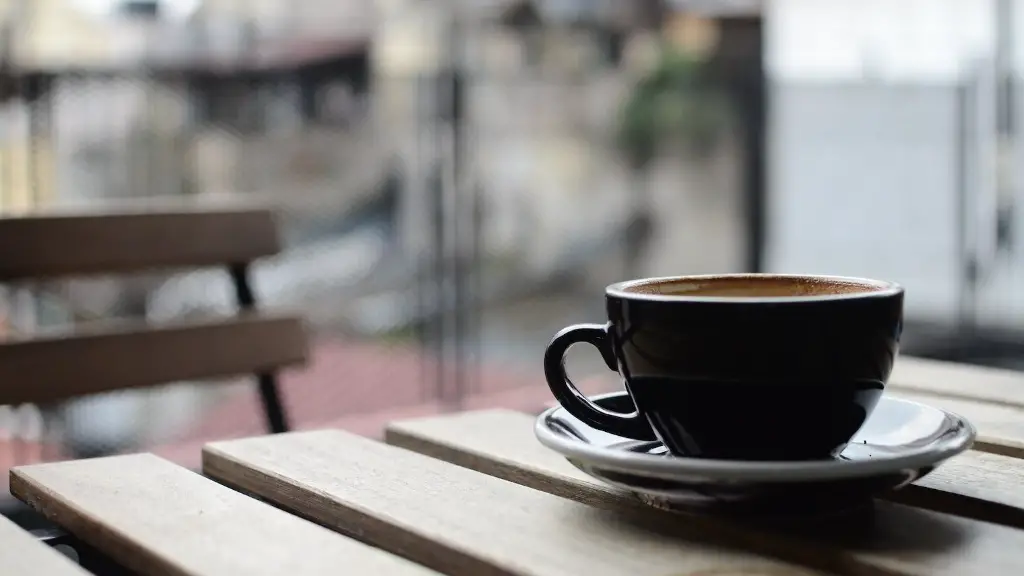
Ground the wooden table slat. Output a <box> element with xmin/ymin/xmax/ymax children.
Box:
<box><xmin>10</xmin><ymin>454</ymin><xmax>437</xmax><ymax>576</ymax></box>
<box><xmin>890</xmin><ymin>357</ymin><xmax>1024</xmax><ymax>410</ymax></box>
<box><xmin>890</xmin><ymin>390</ymin><xmax>1024</xmax><ymax>458</ymax></box>
<box><xmin>383</xmin><ymin>409</ymin><xmax>1024</xmax><ymax>576</ymax></box>
<box><xmin>0</xmin><ymin>515</ymin><xmax>91</xmax><ymax>575</ymax></box>
<box><xmin>891</xmin><ymin>450</ymin><xmax>1024</xmax><ymax>529</ymax></box>
<box><xmin>386</xmin><ymin>403</ymin><xmax>1024</xmax><ymax>529</ymax></box>
<box><xmin>204</xmin><ymin>430</ymin><xmax>832</xmax><ymax>576</ymax></box>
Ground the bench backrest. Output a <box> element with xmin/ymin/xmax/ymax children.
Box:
<box><xmin>0</xmin><ymin>202</ymin><xmax>308</xmax><ymax>430</ymax></box>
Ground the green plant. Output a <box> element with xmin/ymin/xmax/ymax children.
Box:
<box><xmin>617</xmin><ymin>47</ymin><xmax>732</xmax><ymax>169</ymax></box>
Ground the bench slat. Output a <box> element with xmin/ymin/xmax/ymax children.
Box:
<box><xmin>204</xmin><ymin>430</ymin><xmax>830</xmax><ymax>576</ymax></box>
<box><xmin>0</xmin><ymin>205</ymin><xmax>280</xmax><ymax>281</ymax></box>
<box><xmin>0</xmin><ymin>314</ymin><xmax>307</xmax><ymax>405</ymax></box>
<box><xmin>891</xmin><ymin>357</ymin><xmax>1024</xmax><ymax>410</ymax></box>
<box><xmin>383</xmin><ymin>409</ymin><xmax>1024</xmax><ymax>576</ymax></box>
<box><xmin>10</xmin><ymin>454</ymin><xmax>436</xmax><ymax>576</ymax></box>
<box><xmin>0</xmin><ymin>515</ymin><xmax>90</xmax><ymax>575</ymax></box>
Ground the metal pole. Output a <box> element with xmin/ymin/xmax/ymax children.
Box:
<box><xmin>955</xmin><ymin>77</ymin><xmax>979</xmax><ymax>335</ymax></box>
<box><xmin>448</xmin><ymin>13</ymin><xmax>467</xmax><ymax>410</ymax></box>
<box><xmin>995</xmin><ymin>0</ymin><xmax>1016</xmax><ymax>256</ymax></box>
<box><xmin>415</xmin><ymin>72</ymin><xmax>431</xmax><ymax>401</ymax></box>
<box><xmin>429</xmin><ymin>6</ymin><xmax>470</xmax><ymax>410</ymax></box>
<box><xmin>742</xmin><ymin>20</ymin><xmax>766</xmax><ymax>273</ymax></box>
<box><xmin>430</xmin><ymin>147</ymin><xmax>446</xmax><ymax>405</ymax></box>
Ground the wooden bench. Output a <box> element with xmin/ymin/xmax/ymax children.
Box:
<box><xmin>0</xmin><ymin>200</ymin><xmax>309</xmax><ymax>471</ymax></box>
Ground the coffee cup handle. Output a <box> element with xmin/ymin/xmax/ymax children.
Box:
<box><xmin>544</xmin><ymin>323</ymin><xmax>656</xmax><ymax>441</ymax></box>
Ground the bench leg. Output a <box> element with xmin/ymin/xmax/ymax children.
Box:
<box><xmin>228</xmin><ymin>263</ymin><xmax>290</xmax><ymax>434</ymax></box>
<box><xmin>35</xmin><ymin>528</ymin><xmax>137</xmax><ymax>576</ymax></box>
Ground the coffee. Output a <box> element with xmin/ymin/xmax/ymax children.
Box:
<box><xmin>625</xmin><ymin>275</ymin><xmax>886</xmax><ymax>298</ymax></box>
<box><xmin>544</xmin><ymin>273</ymin><xmax>904</xmax><ymax>461</ymax></box>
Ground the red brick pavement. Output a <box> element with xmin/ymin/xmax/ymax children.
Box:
<box><xmin>172</xmin><ymin>338</ymin><xmax>543</xmax><ymax>441</ymax></box>
<box><xmin>0</xmin><ymin>338</ymin><xmax>620</xmax><ymax>485</ymax></box>
<box><xmin>159</xmin><ymin>337</ymin><xmax>621</xmax><ymax>463</ymax></box>
<box><xmin>0</xmin><ymin>440</ymin><xmax>64</xmax><ymax>496</ymax></box>
<box><xmin>151</xmin><ymin>375</ymin><xmax>618</xmax><ymax>470</ymax></box>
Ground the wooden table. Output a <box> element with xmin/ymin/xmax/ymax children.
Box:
<box><xmin>7</xmin><ymin>356</ymin><xmax>1024</xmax><ymax>575</ymax></box>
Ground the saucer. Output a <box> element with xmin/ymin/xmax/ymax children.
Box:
<box><xmin>535</xmin><ymin>392</ymin><xmax>975</xmax><ymax>514</ymax></box>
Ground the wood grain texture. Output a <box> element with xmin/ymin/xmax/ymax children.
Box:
<box><xmin>204</xmin><ymin>430</ymin><xmax>832</xmax><ymax>576</ymax></box>
<box><xmin>0</xmin><ymin>205</ymin><xmax>280</xmax><ymax>280</ymax></box>
<box><xmin>386</xmin><ymin>409</ymin><xmax>1024</xmax><ymax>529</ymax></box>
<box><xmin>889</xmin><ymin>390</ymin><xmax>1024</xmax><ymax>458</ymax></box>
<box><xmin>0</xmin><ymin>515</ymin><xmax>91</xmax><ymax>575</ymax></box>
<box><xmin>0</xmin><ymin>314</ymin><xmax>307</xmax><ymax>405</ymax></box>
<box><xmin>383</xmin><ymin>409</ymin><xmax>1024</xmax><ymax>575</ymax></box>
<box><xmin>891</xmin><ymin>357</ymin><xmax>1024</xmax><ymax>410</ymax></box>
<box><xmin>892</xmin><ymin>450</ymin><xmax>1024</xmax><ymax>529</ymax></box>
<box><xmin>10</xmin><ymin>453</ymin><xmax>437</xmax><ymax>576</ymax></box>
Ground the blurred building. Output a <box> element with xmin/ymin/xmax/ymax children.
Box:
<box><xmin>378</xmin><ymin>0</ymin><xmax>750</xmax><ymax>289</ymax></box>
<box><xmin>765</xmin><ymin>0</ymin><xmax>1024</xmax><ymax>359</ymax></box>
<box><xmin>0</xmin><ymin>0</ymin><xmax>378</xmax><ymax>449</ymax></box>
<box><xmin>0</xmin><ymin>0</ymin><xmax>764</xmax><ymax>449</ymax></box>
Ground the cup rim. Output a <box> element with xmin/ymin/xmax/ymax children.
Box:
<box><xmin>606</xmin><ymin>273</ymin><xmax>903</xmax><ymax>304</ymax></box>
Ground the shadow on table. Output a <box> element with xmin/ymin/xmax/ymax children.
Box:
<box><xmin>579</xmin><ymin>497</ymin><xmax>970</xmax><ymax>574</ymax></box>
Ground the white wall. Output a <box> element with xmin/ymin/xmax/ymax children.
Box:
<box><xmin>763</xmin><ymin>0</ymin><xmax>1024</xmax><ymax>326</ymax></box>
<box><xmin>767</xmin><ymin>0</ymin><xmax>994</xmax><ymax>84</ymax></box>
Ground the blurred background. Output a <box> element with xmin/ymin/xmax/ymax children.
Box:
<box><xmin>0</xmin><ymin>0</ymin><xmax>1021</xmax><ymax>489</ymax></box>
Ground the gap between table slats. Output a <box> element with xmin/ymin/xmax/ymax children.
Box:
<box><xmin>10</xmin><ymin>454</ymin><xmax>437</xmax><ymax>576</ymax></box>
<box><xmin>208</xmin><ymin>427</ymin><xmax>1024</xmax><ymax>576</ymax></box>
<box><xmin>0</xmin><ymin>515</ymin><xmax>90</xmax><ymax>575</ymax></box>
<box><xmin>381</xmin><ymin>409</ymin><xmax>1024</xmax><ymax>575</ymax></box>
<box><xmin>204</xmin><ymin>430</ymin><xmax>836</xmax><ymax>576</ymax></box>
<box><xmin>384</xmin><ymin>408</ymin><xmax>1024</xmax><ymax>530</ymax></box>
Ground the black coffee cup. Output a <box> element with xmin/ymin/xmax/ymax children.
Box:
<box><xmin>544</xmin><ymin>274</ymin><xmax>904</xmax><ymax>461</ymax></box>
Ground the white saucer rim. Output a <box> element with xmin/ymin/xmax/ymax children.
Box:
<box><xmin>534</xmin><ymin>394</ymin><xmax>976</xmax><ymax>483</ymax></box>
